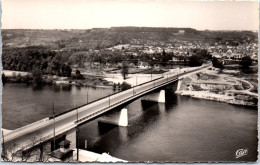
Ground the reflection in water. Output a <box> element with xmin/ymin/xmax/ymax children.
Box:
<box><xmin>32</xmin><ymin>84</ymin><xmax>44</xmax><ymax>90</ymax></box>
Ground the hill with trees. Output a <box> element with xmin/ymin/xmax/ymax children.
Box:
<box><xmin>2</xmin><ymin>27</ymin><xmax>257</xmax><ymax>51</ymax></box>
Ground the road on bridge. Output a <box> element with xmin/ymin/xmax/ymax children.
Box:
<box><xmin>3</xmin><ymin>64</ymin><xmax>211</xmax><ymax>151</ymax></box>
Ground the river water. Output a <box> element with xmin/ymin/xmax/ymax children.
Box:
<box><xmin>2</xmin><ymin>83</ymin><xmax>257</xmax><ymax>162</ymax></box>
<box><xmin>2</xmin><ymin>83</ymin><xmax>115</xmax><ymax>129</ymax></box>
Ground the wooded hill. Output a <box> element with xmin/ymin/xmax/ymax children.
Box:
<box><xmin>2</xmin><ymin>27</ymin><xmax>257</xmax><ymax>51</ymax></box>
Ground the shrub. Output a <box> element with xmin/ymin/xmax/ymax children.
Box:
<box><xmin>121</xmin><ymin>82</ymin><xmax>131</xmax><ymax>91</ymax></box>
<box><xmin>113</xmin><ymin>83</ymin><xmax>117</xmax><ymax>90</ymax></box>
<box><xmin>73</xmin><ymin>70</ymin><xmax>84</xmax><ymax>79</ymax></box>
<box><xmin>2</xmin><ymin>73</ymin><xmax>7</xmax><ymax>84</ymax></box>
<box><xmin>240</xmin><ymin>56</ymin><xmax>252</xmax><ymax>70</ymax></box>
<box><xmin>12</xmin><ymin>72</ymin><xmax>17</xmax><ymax>79</ymax></box>
<box><xmin>15</xmin><ymin>73</ymin><xmax>23</xmax><ymax>83</ymax></box>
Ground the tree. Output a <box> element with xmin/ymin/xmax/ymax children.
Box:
<box><xmin>69</xmin><ymin>53</ymin><xmax>85</xmax><ymax>68</ymax></box>
<box><xmin>2</xmin><ymin>48</ymin><xmax>71</xmax><ymax>78</ymax></box>
<box><xmin>2</xmin><ymin>73</ymin><xmax>7</xmax><ymax>84</ymax></box>
<box><xmin>196</xmin><ymin>49</ymin><xmax>211</xmax><ymax>60</ymax></box>
<box><xmin>188</xmin><ymin>55</ymin><xmax>203</xmax><ymax>67</ymax></box>
<box><xmin>240</xmin><ymin>56</ymin><xmax>252</xmax><ymax>70</ymax></box>
<box><xmin>74</xmin><ymin>70</ymin><xmax>84</xmax><ymax>79</ymax></box>
<box><xmin>61</xmin><ymin>64</ymin><xmax>72</xmax><ymax>77</ymax></box>
<box><xmin>212</xmin><ymin>57</ymin><xmax>223</xmax><ymax>69</ymax></box>
<box><xmin>121</xmin><ymin>62</ymin><xmax>129</xmax><ymax>80</ymax></box>
<box><xmin>32</xmin><ymin>69</ymin><xmax>43</xmax><ymax>85</ymax></box>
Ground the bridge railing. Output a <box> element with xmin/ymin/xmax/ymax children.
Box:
<box><xmin>5</xmin><ymin>63</ymin><xmax>211</xmax><ymax>139</ymax></box>
<box><xmin>76</xmin><ymin>74</ymin><xmax>181</xmax><ymax>124</ymax></box>
<box><xmin>50</xmin><ymin>63</ymin><xmax>211</xmax><ymax>119</ymax></box>
<box><xmin>49</xmin><ymin>76</ymin><xmax>164</xmax><ymax>119</ymax></box>
<box><xmin>4</xmin><ymin>118</ymin><xmax>49</xmax><ymax>137</ymax></box>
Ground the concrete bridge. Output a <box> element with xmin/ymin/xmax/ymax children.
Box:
<box><xmin>2</xmin><ymin>63</ymin><xmax>211</xmax><ymax>155</ymax></box>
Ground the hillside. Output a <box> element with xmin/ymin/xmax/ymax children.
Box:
<box><xmin>2</xmin><ymin>27</ymin><xmax>257</xmax><ymax>51</ymax></box>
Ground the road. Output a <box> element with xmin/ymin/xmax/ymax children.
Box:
<box><xmin>3</xmin><ymin>64</ymin><xmax>210</xmax><ymax>151</ymax></box>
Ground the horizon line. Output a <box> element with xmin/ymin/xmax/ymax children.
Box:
<box><xmin>1</xmin><ymin>26</ymin><xmax>258</xmax><ymax>32</ymax></box>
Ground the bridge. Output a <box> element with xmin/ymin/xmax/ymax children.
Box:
<box><xmin>2</xmin><ymin>63</ymin><xmax>211</xmax><ymax>154</ymax></box>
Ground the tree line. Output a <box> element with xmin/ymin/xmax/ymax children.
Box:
<box><xmin>2</xmin><ymin>47</ymin><xmax>72</xmax><ymax>77</ymax></box>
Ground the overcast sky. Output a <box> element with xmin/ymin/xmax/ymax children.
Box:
<box><xmin>2</xmin><ymin>0</ymin><xmax>259</xmax><ymax>30</ymax></box>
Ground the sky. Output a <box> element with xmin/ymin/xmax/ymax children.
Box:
<box><xmin>1</xmin><ymin>0</ymin><xmax>259</xmax><ymax>31</ymax></box>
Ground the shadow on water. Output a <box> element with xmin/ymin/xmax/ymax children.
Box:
<box><xmin>97</xmin><ymin>122</ymin><xmax>118</xmax><ymax>136</ymax></box>
<box><xmin>165</xmin><ymin>92</ymin><xmax>179</xmax><ymax>113</ymax></box>
<box><xmin>164</xmin><ymin>81</ymin><xmax>179</xmax><ymax>113</ymax></box>
<box><xmin>81</xmin><ymin>100</ymin><xmax>166</xmax><ymax>153</ymax></box>
<box><xmin>126</xmin><ymin>102</ymin><xmax>162</xmax><ymax>139</ymax></box>
<box><xmin>89</xmin><ymin>127</ymin><xmax>128</xmax><ymax>154</ymax></box>
<box><xmin>141</xmin><ymin>101</ymin><xmax>158</xmax><ymax>110</ymax></box>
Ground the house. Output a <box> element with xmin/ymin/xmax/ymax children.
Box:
<box><xmin>93</xmin><ymin>62</ymin><xmax>100</xmax><ymax>66</ymax></box>
<box><xmin>212</xmin><ymin>52</ymin><xmax>222</xmax><ymax>59</ymax></box>
<box><xmin>138</xmin><ymin>61</ymin><xmax>151</xmax><ymax>69</ymax></box>
<box><xmin>117</xmin><ymin>62</ymin><xmax>123</xmax><ymax>67</ymax></box>
<box><xmin>172</xmin><ymin>56</ymin><xmax>179</xmax><ymax>62</ymax></box>
<box><xmin>251</xmin><ymin>53</ymin><xmax>258</xmax><ymax>61</ymax></box>
<box><xmin>179</xmin><ymin>30</ymin><xmax>185</xmax><ymax>35</ymax></box>
<box><xmin>230</xmin><ymin>53</ymin><xmax>245</xmax><ymax>60</ymax></box>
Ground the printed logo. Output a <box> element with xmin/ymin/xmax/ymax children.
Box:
<box><xmin>236</xmin><ymin>149</ymin><xmax>248</xmax><ymax>158</ymax></box>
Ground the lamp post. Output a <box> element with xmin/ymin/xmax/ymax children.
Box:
<box><xmin>52</xmin><ymin>100</ymin><xmax>56</xmax><ymax>151</ymax></box>
<box><xmin>108</xmin><ymin>93</ymin><xmax>110</xmax><ymax>107</ymax></box>
<box><xmin>76</xmin><ymin>109</ymin><xmax>79</xmax><ymax>161</ymax></box>
<box><xmin>87</xmin><ymin>88</ymin><xmax>89</xmax><ymax>104</ymax></box>
<box><xmin>2</xmin><ymin>130</ymin><xmax>5</xmax><ymax>160</ymax></box>
<box><xmin>177</xmin><ymin>67</ymin><xmax>180</xmax><ymax>79</ymax></box>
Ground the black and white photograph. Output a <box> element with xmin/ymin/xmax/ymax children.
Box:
<box><xmin>0</xmin><ymin>0</ymin><xmax>258</xmax><ymax>162</ymax></box>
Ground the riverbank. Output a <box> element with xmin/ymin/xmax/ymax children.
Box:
<box><xmin>175</xmin><ymin>67</ymin><xmax>258</xmax><ymax>106</ymax></box>
<box><xmin>2</xmin><ymin>69</ymin><xmax>167</xmax><ymax>89</ymax></box>
<box><xmin>2</xmin><ymin>70</ymin><xmax>114</xmax><ymax>89</ymax></box>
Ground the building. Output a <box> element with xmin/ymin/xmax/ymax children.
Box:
<box><xmin>138</xmin><ymin>61</ymin><xmax>151</xmax><ymax>69</ymax></box>
<box><xmin>178</xmin><ymin>30</ymin><xmax>185</xmax><ymax>35</ymax></box>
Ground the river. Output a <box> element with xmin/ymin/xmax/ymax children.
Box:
<box><xmin>2</xmin><ymin>83</ymin><xmax>257</xmax><ymax>162</ymax></box>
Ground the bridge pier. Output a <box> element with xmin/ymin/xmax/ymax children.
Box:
<box><xmin>98</xmin><ymin>108</ymin><xmax>128</xmax><ymax>127</ymax></box>
<box><xmin>65</xmin><ymin>128</ymin><xmax>77</xmax><ymax>149</ymax></box>
<box><xmin>176</xmin><ymin>78</ymin><xmax>183</xmax><ymax>91</ymax></box>
<box><xmin>141</xmin><ymin>90</ymin><xmax>165</xmax><ymax>103</ymax></box>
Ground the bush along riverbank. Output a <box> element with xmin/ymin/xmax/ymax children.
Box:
<box><xmin>175</xmin><ymin>67</ymin><xmax>258</xmax><ymax>107</ymax></box>
<box><xmin>2</xmin><ymin>70</ymin><xmax>132</xmax><ymax>91</ymax></box>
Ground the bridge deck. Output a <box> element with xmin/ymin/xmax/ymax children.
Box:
<box><xmin>3</xmin><ymin>64</ymin><xmax>211</xmax><ymax>150</ymax></box>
